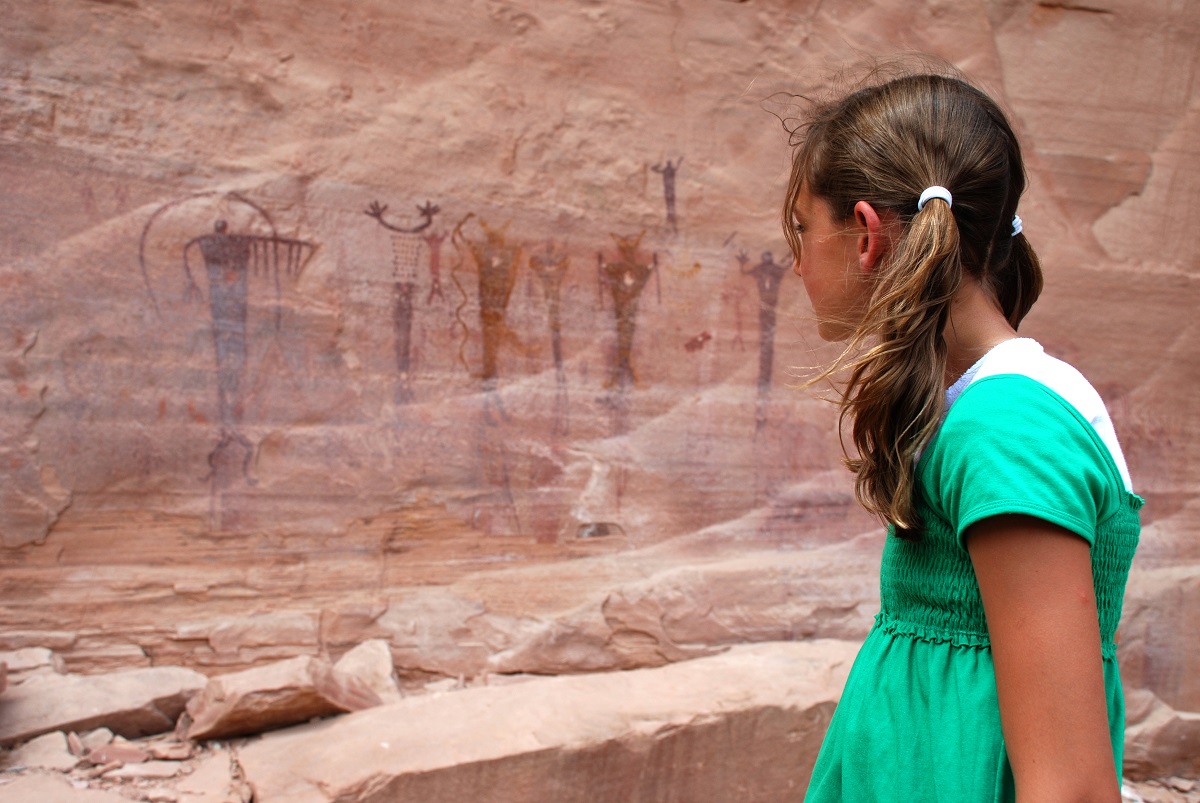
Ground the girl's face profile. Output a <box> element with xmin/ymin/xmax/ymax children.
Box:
<box><xmin>791</xmin><ymin>186</ymin><xmax>870</xmax><ymax>342</ymax></box>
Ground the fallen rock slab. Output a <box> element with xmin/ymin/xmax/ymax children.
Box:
<box><xmin>0</xmin><ymin>667</ymin><xmax>206</xmax><ymax>747</ymax></box>
<box><xmin>238</xmin><ymin>639</ymin><xmax>859</xmax><ymax>803</ymax></box>
<box><xmin>184</xmin><ymin>655</ymin><xmax>348</xmax><ymax>741</ymax></box>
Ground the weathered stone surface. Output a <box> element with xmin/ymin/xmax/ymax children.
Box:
<box><xmin>0</xmin><ymin>773</ymin><xmax>131</xmax><ymax>802</ymax></box>
<box><xmin>0</xmin><ymin>667</ymin><xmax>206</xmax><ymax>747</ymax></box>
<box><xmin>1119</xmin><ymin>564</ymin><xmax>1200</xmax><ymax>713</ymax></box>
<box><xmin>184</xmin><ymin>655</ymin><xmax>346</xmax><ymax>741</ymax></box>
<box><xmin>84</xmin><ymin>738</ymin><xmax>149</xmax><ymax>767</ymax></box>
<box><xmin>77</xmin><ymin>729</ymin><xmax>114</xmax><ymax>753</ymax></box>
<box><xmin>0</xmin><ymin>648</ymin><xmax>66</xmax><ymax>684</ymax></box>
<box><xmin>7</xmin><ymin>731</ymin><xmax>79</xmax><ymax>772</ymax></box>
<box><xmin>238</xmin><ymin>640</ymin><xmax>858</xmax><ymax>803</ymax></box>
<box><xmin>328</xmin><ymin>639</ymin><xmax>403</xmax><ymax>708</ymax></box>
<box><xmin>174</xmin><ymin>749</ymin><xmax>239</xmax><ymax>801</ymax></box>
<box><xmin>1125</xmin><ymin>689</ymin><xmax>1200</xmax><ymax>781</ymax></box>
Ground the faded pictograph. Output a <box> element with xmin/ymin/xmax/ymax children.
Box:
<box><xmin>422</xmin><ymin>228</ymin><xmax>448</xmax><ymax>304</ymax></box>
<box><xmin>684</xmin><ymin>331</ymin><xmax>712</xmax><ymax>352</ymax></box>
<box><xmin>721</xmin><ymin>284</ymin><xmax>749</xmax><ymax>353</ymax></box>
<box><xmin>529</xmin><ymin>241</ymin><xmax>571</xmax><ymax>436</ymax></box>
<box><xmin>140</xmin><ymin>191</ymin><xmax>315</xmax><ymax>531</ymax></box>
<box><xmin>449</xmin><ymin>214</ymin><xmax>526</xmax><ymax>536</ymax></box>
<box><xmin>451</xmin><ymin>215</ymin><xmax>525</xmax><ymax>402</ymax></box>
<box><xmin>598</xmin><ymin>232</ymin><xmax>659</xmax><ymax>393</ymax></box>
<box><xmin>365</xmin><ymin>200</ymin><xmax>440</xmax><ymax>403</ymax></box>
<box><xmin>738</xmin><ymin>249</ymin><xmax>788</xmax><ymax>430</ymax></box>
<box><xmin>652</xmin><ymin>157</ymin><xmax>682</xmax><ymax>233</ymax></box>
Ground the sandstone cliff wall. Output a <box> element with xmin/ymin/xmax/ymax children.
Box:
<box><xmin>1</xmin><ymin>0</ymin><xmax>1197</xmax><ymax>715</ymax></box>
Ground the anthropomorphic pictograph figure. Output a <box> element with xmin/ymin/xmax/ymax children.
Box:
<box><xmin>529</xmin><ymin>241</ymin><xmax>571</xmax><ymax>435</ymax></box>
<box><xmin>451</xmin><ymin>216</ymin><xmax>523</xmax><ymax>390</ymax></box>
<box><xmin>365</xmin><ymin>200</ymin><xmax>440</xmax><ymax>403</ymax></box>
<box><xmin>652</xmin><ymin>157</ymin><xmax>683</xmax><ymax>233</ymax></box>
<box><xmin>423</xmin><ymin>228</ymin><xmax>448</xmax><ymax>304</ymax></box>
<box><xmin>738</xmin><ymin>249</ymin><xmax>789</xmax><ymax>429</ymax></box>
<box><xmin>181</xmin><ymin>217</ymin><xmax>315</xmax><ymax>529</ymax></box>
<box><xmin>598</xmin><ymin>232</ymin><xmax>659</xmax><ymax>390</ymax></box>
<box><xmin>721</xmin><ymin>284</ymin><xmax>748</xmax><ymax>353</ymax></box>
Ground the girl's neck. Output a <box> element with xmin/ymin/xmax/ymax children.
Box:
<box><xmin>942</xmin><ymin>277</ymin><xmax>1019</xmax><ymax>386</ymax></box>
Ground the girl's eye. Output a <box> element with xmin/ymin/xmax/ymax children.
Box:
<box><xmin>793</xmin><ymin>223</ymin><xmax>805</xmax><ymax>235</ymax></box>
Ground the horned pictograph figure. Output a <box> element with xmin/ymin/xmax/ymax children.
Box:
<box><xmin>529</xmin><ymin>241</ymin><xmax>571</xmax><ymax>435</ymax></box>
<box><xmin>598</xmin><ymin>232</ymin><xmax>659</xmax><ymax>390</ymax></box>
<box><xmin>452</xmin><ymin>215</ymin><xmax>523</xmax><ymax>399</ymax></box>
<box><xmin>365</xmin><ymin>200</ymin><xmax>439</xmax><ymax>403</ymax></box>
<box><xmin>738</xmin><ymin>249</ymin><xmax>788</xmax><ymax>430</ymax></box>
<box><xmin>423</xmin><ymin>229</ymin><xmax>448</xmax><ymax>303</ymax></box>
<box><xmin>180</xmin><ymin>215</ymin><xmax>314</xmax><ymax>529</ymax></box>
<box><xmin>652</xmin><ymin>157</ymin><xmax>683</xmax><ymax>233</ymax></box>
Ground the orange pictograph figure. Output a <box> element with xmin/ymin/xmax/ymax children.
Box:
<box><xmin>365</xmin><ymin>200</ymin><xmax>440</xmax><ymax>403</ymax></box>
<box><xmin>529</xmin><ymin>241</ymin><xmax>571</xmax><ymax>436</ymax></box>
<box><xmin>598</xmin><ymin>232</ymin><xmax>659</xmax><ymax>390</ymax></box>
<box><xmin>738</xmin><ymin>249</ymin><xmax>788</xmax><ymax>430</ymax></box>
<box><xmin>452</xmin><ymin>215</ymin><xmax>524</xmax><ymax>399</ymax></box>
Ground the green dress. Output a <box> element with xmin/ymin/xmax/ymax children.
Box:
<box><xmin>804</xmin><ymin>374</ymin><xmax>1142</xmax><ymax>801</ymax></box>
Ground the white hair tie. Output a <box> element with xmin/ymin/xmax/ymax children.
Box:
<box><xmin>917</xmin><ymin>186</ymin><xmax>952</xmax><ymax>211</ymax></box>
<box><xmin>1011</xmin><ymin>214</ymin><xmax>1023</xmax><ymax>237</ymax></box>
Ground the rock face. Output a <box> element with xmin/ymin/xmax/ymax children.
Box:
<box><xmin>0</xmin><ymin>0</ymin><xmax>1198</xmax><ymax>789</ymax></box>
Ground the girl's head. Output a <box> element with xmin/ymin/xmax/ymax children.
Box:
<box><xmin>784</xmin><ymin>71</ymin><xmax>1041</xmax><ymax>336</ymax></box>
<box><xmin>781</xmin><ymin>70</ymin><xmax>1043</xmax><ymax>534</ymax></box>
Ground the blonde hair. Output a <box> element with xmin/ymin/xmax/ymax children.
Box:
<box><xmin>782</xmin><ymin>70</ymin><xmax>1043</xmax><ymax>536</ymax></box>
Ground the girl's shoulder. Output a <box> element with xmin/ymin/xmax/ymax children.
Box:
<box><xmin>948</xmin><ymin>338</ymin><xmax>1133</xmax><ymax>492</ymax></box>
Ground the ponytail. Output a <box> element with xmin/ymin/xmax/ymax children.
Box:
<box><xmin>839</xmin><ymin>199</ymin><xmax>961</xmax><ymax>534</ymax></box>
<box><xmin>995</xmin><ymin>230</ymin><xmax>1043</xmax><ymax>329</ymax></box>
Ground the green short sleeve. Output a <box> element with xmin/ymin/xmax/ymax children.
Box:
<box><xmin>920</xmin><ymin>375</ymin><xmax>1120</xmax><ymax>546</ymax></box>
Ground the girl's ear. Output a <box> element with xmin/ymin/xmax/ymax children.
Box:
<box><xmin>853</xmin><ymin>200</ymin><xmax>890</xmax><ymax>275</ymax></box>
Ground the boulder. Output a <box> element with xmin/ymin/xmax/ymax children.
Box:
<box><xmin>237</xmin><ymin>640</ymin><xmax>858</xmax><ymax>803</ymax></box>
<box><xmin>328</xmin><ymin>639</ymin><xmax>403</xmax><ymax>708</ymax></box>
<box><xmin>8</xmin><ymin>730</ymin><xmax>80</xmax><ymax>771</ymax></box>
<box><xmin>0</xmin><ymin>667</ymin><xmax>206</xmax><ymax>747</ymax></box>
<box><xmin>185</xmin><ymin>655</ymin><xmax>348</xmax><ymax>741</ymax></box>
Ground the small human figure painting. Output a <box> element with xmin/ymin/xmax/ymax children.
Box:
<box><xmin>651</xmin><ymin>157</ymin><xmax>683</xmax><ymax>233</ymax></box>
<box><xmin>529</xmin><ymin>241</ymin><xmax>571</xmax><ymax>436</ymax></box>
<box><xmin>737</xmin><ymin>249</ymin><xmax>788</xmax><ymax>430</ymax></box>
<box><xmin>365</xmin><ymin>200</ymin><xmax>440</xmax><ymax>403</ymax></box>
<box><xmin>422</xmin><ymin>228</ymin><xmax>449</xmax><ymax>304</ymax></box>
<box><xmin>598</xmin><ymin>232</ymin><xmax>659</xmax><ymax>390</ymax></box>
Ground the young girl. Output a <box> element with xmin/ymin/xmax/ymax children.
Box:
<box><xmin>783</xmin><ymin>72</ymin><xmax>1141</xmax><ymax>802</ymax></box>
